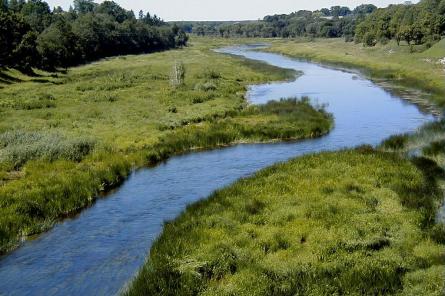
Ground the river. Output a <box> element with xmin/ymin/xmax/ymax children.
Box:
<box><xmin>0</xmin><ymin>45</ymin><xmax>435</xmax><ymax>295</ymax></box>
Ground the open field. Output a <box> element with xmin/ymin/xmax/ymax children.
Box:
<box><xmin>264</xmin><ymin>38</ymin><xmax>445</xmax><ymax>108</ymax></box>
<box><xmin>0</xmin><ymin>41</ymin><xmax>333</xmax><ymax>254</ymax></box>
<box><xmin>124</xmin><ymin>148</ymin><xmax>445</xmax><ymax>296</ymax></box>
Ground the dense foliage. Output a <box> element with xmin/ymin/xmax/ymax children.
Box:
<box><xmin>176</xmin><ymin>5</ymin><xmax>377</xmax><ymax>40</ymax></box>
<box><xmin>355</xmin><ymin>0</ymin><xmax>445</xmax><ymax>47</ymax></box>
<box><xmin>178</xmin><ymin>0</ymin><xmax>445</xmax><ymax>47</ymax></box>
<box><xmin>0</xmin><ymin>0</ymin><xmax>188</xmax><ymax>71</ymax></box>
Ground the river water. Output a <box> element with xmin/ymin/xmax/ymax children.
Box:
<box><xmin>0</xmin><ymin>46</ymin><xmax>435</xmax><ymax>295</ymax></box>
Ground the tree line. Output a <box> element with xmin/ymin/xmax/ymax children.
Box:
<box><xmin>355</xmin><ymin>0</ymin><xmax>445</xmax><ymax>47</ymax></box>
<box><xmin>178</xmin><ymin>0</ymin><xmax>445</xmax><ymax>47</ymax></box>
<box><xmin>0</xmin><ymin>0</ymin><xmax>188</xmax><ymax>72</ymax></box>
<box><xmin>176</xmin><ymin>5</ymin><xmax>378</xmax><ymax>40</ymax></box>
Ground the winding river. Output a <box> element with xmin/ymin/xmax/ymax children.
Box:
<box><xmin>0</xmin><ymin>46</ymin><xmax>436</xmax><ymax>296</ymax></box>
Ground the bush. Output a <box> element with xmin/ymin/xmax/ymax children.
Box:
<box><xmin>194</xmin><ymin>82</ymin><xmax>217</xmax><ymax>92</ymax></box>
<box><xmin>363</xmin><ymin>32</ymin><xmax>377</xmax><ymax>47</ymax></box>
<box><xmin>381</xmin><ymin>134</ymin><xmax>409</xmax><ymax>150</ymax></box>
<box><xmin>422</xmin><ymin>140</ymin><xmax>445</xmax><ymax>156</ymax></box>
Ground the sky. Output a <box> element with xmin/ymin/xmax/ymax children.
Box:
<box><xmin>45</xmin><ymin>0</ymin><xmax>419</xmax><ymax>21</ymax></box>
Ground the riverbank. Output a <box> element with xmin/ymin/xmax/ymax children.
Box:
<box><xmin>124</xmin><ymin>147</ymin><xmax>445</xmax><ymax>296</ymax></box>
<box><xmin>0</xmin><ymin>42</ymin><xmax>333</xmax><ymax>254</ymax></box>
<box><xmin>264</xmin><ymin>38</ymin><xmax>445</xmax><ymax>109</ymax></box>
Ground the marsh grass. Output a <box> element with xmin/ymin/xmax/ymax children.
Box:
<box><xmin>381</xmin><ymin>119</ymin><xmax>445</xmax><ymax>167</ymax></box>
<box><xmin>0</xmin><ymin>41</ymin><xmax>329</xmax><ymax>254</ymax></box>
<box><xmin>124</xmin><ymin>149</ymin><xmax>445</xmax><ymax>296</ymax></box>
<box><xmin>0</xmin><ymin>130</ymin><xmax>96</xmax><ymax>169</ymax></box>
<box><xmin>423</xmin><ymin>140</ymin><xmax>445</xmax><ymax>157</ymax></box>
<box><xmin>146</xmin><ymin>98</ymin><xmax>332</xmax><ymax>163</ymax></box>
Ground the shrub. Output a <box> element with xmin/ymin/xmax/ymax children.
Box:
<box><xmin>170</xmin><ymin>61</ymin><xmax>185</xmax><ymax>88</ymax></box>
<box><xmin>194</xmin><ymin>82</ymin><xmax>217</xmax><ymax>92</ymax></box>
<box><xmin>381</xmin><ymin>134</ymin><xmax>409</xmax><ymax>150</ymax></box>
<box><xmin>422</xmin><ymin>140</ymin><xmax>445</xmax><ymax>156</ymax></box>
<box><xmin>363</xmin><ymin>32</ymin><xmax>377</xmax><ymax>47</ymax></box>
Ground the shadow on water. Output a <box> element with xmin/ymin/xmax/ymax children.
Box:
<box><xmin>0</xmin><ymin>46</ymin><xmax>437</xmax><ymax>296</ymax></box>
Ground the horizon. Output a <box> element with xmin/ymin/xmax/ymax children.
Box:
<box><xmin>45</xmin><ymin>0</ymin><xmax>419</xmax><ymax>21</ymax></box>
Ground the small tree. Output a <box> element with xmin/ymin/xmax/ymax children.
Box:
<box><xmin>170</xmin><ymin>61</ymin><xmax>185</xmax><ymax>88</ymax></box>
<box><xmin>363</xmin><ymin>32</ymin><xmax>377</xmax><ymax>47</ymax></box>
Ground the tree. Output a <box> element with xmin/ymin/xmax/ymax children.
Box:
<box><xmin>96</xmin><ymin>1</ymin><xmax>128</xmax><ymax>23</ymax></box>
<box><xmin>13</xmin><ymin>31</ymin><xmax>39</xmax><ymax>71</ymax></box>
<box><xmin>399</xmin><ymin>25</ymin><xmax>413</xmax><ymax>45</ymax></box>
<box><xmin>353</xmin><ymin>4</ymin><xmax>377</xmax><ymax>15</ymax></box>
<box><xmin>0</xmin><ymin>10</ymin><xmax>33</xmax><ymax>67</ymax></box>
<box><xmin>73</xmin><ymin>0</ymin><xmax>95</xmax><ymax>14</ymax></box>
<box><xmin>0</xmin><ymin>0</ymin><xmax>7</xmax><ymax>12</ymax></box>
<box><xmin>363</xmin><ymin>32</ymin><xmax>377</xmax><ymax>46</ymax></box>
<box><xmin>320</xmin><ymin>8</ymin><xmax>330</xmax><ymax>16</ymax></box>
<box><xmin>8</xmin><ymin>0</ymin><xmax>23</xmax><ymax>12</ymax></box>
<box><xmin>20</xmin><ymin>0</ymin><xmax>52</xmax><ymax>32</ymax></box>
<box><xmin>172</xmin><ymin>25</ymin><xmax>188</xmax><ymax>47</ymax></box>
<box><xmin>37</xmin><ymin>18</ymin><xmax>78</xmax><ymax>69</ymax></box>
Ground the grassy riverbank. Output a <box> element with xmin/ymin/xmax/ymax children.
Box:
<box><xmin>264</xmin><ymin>38</ymin><xmax>445</xmax><ymax>108</ymax></box>
<box><xmin>125</xmin><ymin>148</ymin><xmax>445</xmax><ymax>296</ymax></box>
<box><xmin>381</xmin><ymin>119</ymin><xmax>445</xmax><ymax>170</ymax></box>
<box><xmin>0</xmin><ymin>42</ymin><xmax>333</xmax><ymax>254</ymax></box>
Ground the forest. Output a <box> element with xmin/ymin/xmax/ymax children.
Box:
<box><xmin>179</xmin><ymin>0</ymin><xmax>445</xmax><ymax>47</ymax></box>
<box><xmin>0</xmin><ymin>0</ymin><xmax>188</xmax><ymax>72</ymax></box>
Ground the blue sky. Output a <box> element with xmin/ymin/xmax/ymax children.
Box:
<box><xmin>46</xmin><ymin>0</ymin><xmax>419</xmax><ymax>21</ymax></box>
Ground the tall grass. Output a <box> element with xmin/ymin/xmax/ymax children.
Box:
<box><xmin>0</xmin><ymin>130</ymin><xmax>96</xmax><ymax>169</ymax></box>
<box><xmin>0</xmin><ymin>40</ymin><xmax>307</xmax><ymax>254</ymax></box>
<box><xmin>0</xmin><ymin>98</ymin><xmax>332</xmax><ymax>254</ymax></box>
<box><xmin>147</xmin><ymin>98</ymin><xmax>332</xmax><ymax>162</ymax></box>
<box><xmin>124</xmin><ymin>149</ymin><xmax>445</xmax><ymax>296</ymax></box>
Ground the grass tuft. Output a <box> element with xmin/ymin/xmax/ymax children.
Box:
<box><xmin>124</xmin><ymin>149</ymin><xmax>445</xmax><ymax>296</ymax></box>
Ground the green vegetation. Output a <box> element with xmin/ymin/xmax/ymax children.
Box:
<box><xmin>355</xmin><ymin>0</ymin><xmax>445</xmax><ymax>47</ymax></box>
<box><xmin>124</xmin><ymin>148</ymin><xmax>445</xmax><ymax>296</ymax></box>
<box><xmin>0</xmin><ymin>41</ymin><xmax>333</xmax><ymax>254</ymax></box>
<box><xmin>263</xmin><ymin>38</ymin><xmax>445</xmax><ymax>107</ymax></box>
<box><xmin>176</xmin><ymin>4</ymin><xmax>375</xmax><ymax>39</ymax></box>
<box><xmin>381</xmin><ymin>119</ymin><xmax>445</xmax><ymax>168</ymax></box>
<box><xmin>177</xmin><ymin>0</ymin><xmax>445</xmax><ymax>49</ymax></box>
<box><xmin>0</xmin><ymin>0</ymin><xmax>187</xmax><ymax>71</ymax></box>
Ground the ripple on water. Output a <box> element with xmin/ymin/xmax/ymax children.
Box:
<box><xmin>0</xmin><ymin>46</ymin><xmax>435</xmax><ymax>296</ymax></box>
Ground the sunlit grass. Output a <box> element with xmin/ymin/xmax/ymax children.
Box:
<box><xmin>0</xmin><ymin>40</ymin><xmax>333</xmax><ymax>254</ymax></box>
<box><xmin>124</xmin><ymin>148</ymin><xmax>445</xmax><ymax>296</ymax></box>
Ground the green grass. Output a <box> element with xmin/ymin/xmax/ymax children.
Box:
<box><xmin>0</xmin><ymin>40</ymin><xmax>333</xmax><ymax>254</ymax></box>
<box><xmin>124</xmin><ymin>148</ymin><xmax>445</xmax><ymax>296</ymax></box>
<box><xmin>263</xmin><ymin>38</ymin><xmax>445</xmax><ymax>108</ymax></box>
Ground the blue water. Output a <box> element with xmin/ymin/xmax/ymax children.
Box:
<box><xmin>0</xmin><ymin>46</ymin><xmax>434</xmax><ymax>296</ymax></box>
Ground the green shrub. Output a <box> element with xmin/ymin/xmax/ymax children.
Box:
<box><xmin>381</xmin><ymin>134</ymin><xmax>409</xmax><ymax>150</ymax></box>
<box><xmin>423</xmin><ymin>140</ymin><xmax>445</xmax><ymax>156</ymax></box>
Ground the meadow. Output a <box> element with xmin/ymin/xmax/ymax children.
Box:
<box><xmin>124</xmin><ymin>147</ymin><xmax>445</xmax><ymax>296</ymax></box>
<box><xmin>264</xmin><ymin>38</ymin><xmax>445</xmax><ymax>108</ymax></box>
<box><xmin>0</xmin><ymin>41</ymin><xmax>333</xmax><ymax>254</ymax></box>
